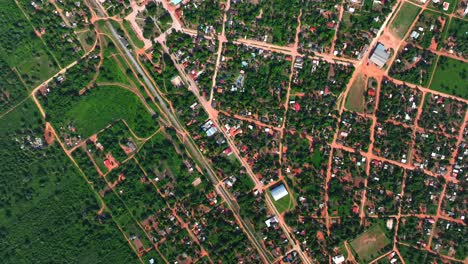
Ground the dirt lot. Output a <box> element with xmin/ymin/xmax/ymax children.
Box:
<box><xmin>345</xmin><ymin>73</ymin><xmax>367</xmax><ymax>113</ymax></box>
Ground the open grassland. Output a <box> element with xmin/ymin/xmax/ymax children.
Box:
<box><xmin>63</xmin><ymin>85</ymin><xmax>156</xmax><ymax>138</ymax></box>
<box><xmin>430</xmin><ymin>56</ymin><xmax>468</xmax><ymax>99</ymax></box>
<box><xmin>389</xmin><ymin>2</ymin><xmax>421</xmax><ymax>39</ymax></box>
<box><xmin>97</xmin><ymin>54</ymin><xmax>133</xmax><ymax>86</ymax></box>
<box><xmin>0</xmin><ymin>99</ymin><xmax>138</xmax><ymax>263</ymax></box>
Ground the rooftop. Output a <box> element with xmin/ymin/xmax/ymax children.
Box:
<box><xmin>369</xmin><ymin>43</ymin><xmax>389</xmax><ymax>68</ymax></box>
<box><xmin>270</xmin><ymin>184</ymin><xmax>288</xmax><ymax>201</ymax></box>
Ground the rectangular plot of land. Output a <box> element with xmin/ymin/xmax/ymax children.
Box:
<box><xmin>350</xmin><ymin>224</ymin><xmax>391</xmax><ymax>263</ymax></box>
<box><xmin>390</xmin><ymin>2</ymin><xmax>421</xmax><ymax>39</ymax></box>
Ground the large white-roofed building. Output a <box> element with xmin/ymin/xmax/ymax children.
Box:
<box><xmin>270</xmin><ymin>184</ymin><xmax>288</xmax><ymax>201</ymax></box>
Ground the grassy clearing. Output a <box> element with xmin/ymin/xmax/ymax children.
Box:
<box><xmin>63</xmin><ymin>85</ymin><xmax>156</xmax><ymax>138</ymax></box>
<box><xmin>430</xmin><ymin>56</ymin><xmax>468</xmax><ymax>99</ymax></box>
<box><xmin>269</xmin><ymin>191</ymin><xmax>294</xmax><ymax>213</ymax></box>
<box><xmin>123</xmin><ymin>20</ymin><xmax>145</xmax><ymax>49</ymax></box>
<box><xmin>16</xmin><ymin>51</ymin><xmax>58</xmax><ymax>87</ymax></box>
<box><xmin>0</xmin><ymin>99</ymin><xmax>138</xmax><ymax>263</ymax></box>
<box><xmin>345</xmin><ymin>73</ymin><xmax>366</xmax><ymax>113</ymax></box>
<box><xmin>97</xmin><ymin>54</ymin><xmax>132</xmax><ymax>86</ymax></box>
<box><xmin>76</xmin><ymin>29</ymin><xmax>97</xmax><ymax>53</ymax></box>
<box><xmin>390</xmin><ymin>2</ymin><xmax>421</xmax><ymax>39</ymax></box>
<box><xmin>350</xmin><ymin>224</ymin><xmax>391</xmax><ymax>263</ymax></box>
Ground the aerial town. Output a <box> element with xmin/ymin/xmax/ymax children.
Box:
<box><xmin>0</xmin><ymin>0</ymin><xmax>466</xmax><ymax>263</ymax></box>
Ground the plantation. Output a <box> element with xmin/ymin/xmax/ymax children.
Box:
<box><xmin>0</xmin><ymin>99</ymin><xmax>137</xmax><ymax>263</ymax></box>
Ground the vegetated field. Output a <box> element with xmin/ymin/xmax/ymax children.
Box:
<box><xmin>430</xmin><ymin>56</ymin><xmax>468</xmax><ymax>99</ymax></box>
<box><xmin>97</xmin><ymin>54</ymin><xmax>132</xmax><ymax>86</ymax></box>
<box><xmin>0</xmin><ymin>59</ymin><xmax>28</xmax><ymax>114</ymax></box>
<box><xmin>270</xmin><ymin>191</ymin><xmax>293</xmax><ymax>214</ymax></box>
<box><xmin>0</xmin><ymin>99</ymin><xmax>138</xmax><ymax>263</ymax></box>
<box><xmin>442</xmin><ymin>17</ymin><xmax>468</xmax><ymax>57</ymax></box>
<box><xmin>62</xmin><ymin>85</ymin><xmax>156</xmax><ymax>138</ymax></box>
<box><xmin>345</xmin><ymin>73</ymin><xmax>367</xmax><ymax>113</ymax></box>
<box><xmin>0</xmin><ymin>4</ymin><xmax>57</xmax><ymax>89</ymax></box>
<box><xmin>349</xmin><ymin>224</ymin><xmax>391</xmax><ymax>263</ymax></box>
<box><xmin>123</xmin><ymin>20</ymin><xmax>145</xmax><ymax>49</ymax></box>
<box><xmin>389</xmin><ymin>2</ymin><xmax>421</xmax><ymax>39</ymax></box>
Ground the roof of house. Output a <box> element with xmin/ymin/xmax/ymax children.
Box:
<box><xmin>369</xmin><ymin>43</ymin><xmax>389</xmax><ymax>68</ymax></box>
<box><xmin>332</xmin><ymin>255</ymin><xmax>345</xmax><ymax>264</ymax></box>
<box><xmin>270</xmin><ymin>184</ymin><xmax>288</xmax><ymax>201</ymax></box>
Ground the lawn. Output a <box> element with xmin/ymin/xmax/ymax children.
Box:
<box><xmin>349</xmin><ymin>224</ymin><xmax>391</xmax><ymax>263</ymax></box>
<box><xmin>0</xmin><ymin>98</ymin><xmax>138</xmax><ymax>263</ymax></box>
<box><xmin>389</xmin><ymin>2</ymin><xmax>421</xmax><ymax>39</ymax></box>
<box><xmin>270</xmin><ymin>190</ymin><xmax>294</xmax><ymax>214</ymax></box>
<box><xmin>64</xmin><ymin>85</ymin><xmax>156</xmax><ymax>138</ymax></box>
<box><xmin>430</xmin><ymin>56</ymin><xmax>468</xmax><ymax>99</ymax></box>
<box><xmin>345</xmin><ymin>73</ymin><xmax>366</xmax><ymax>113</ymax></box>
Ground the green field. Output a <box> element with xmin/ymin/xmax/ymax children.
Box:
<box><xmin>349</xmin><ymin>224</ymin><xmax>391</xmax><ymax>263</ymax></box>
<box><xmin>430</xmin><ymin>56</ymin><xmax>467</xmax><ymax>99</ymax></box>
<box><xmin>63</xmin><ymin>85</ymin><xmax>156</xmax><ymax>138</ymax></box>
<box><xmin>97</xmin><ymin>54</ymin><xmax>133</xmax><ymax>86</ymax></box>
<box><xmin>390</xmin><ymin>2</ymin><xmax>421</xmax><ymax>39</ymax></box>
<box><xmin>0</xmin><ymin>99</ymin><xmax>138</xmax><ymax>263</ymax></box>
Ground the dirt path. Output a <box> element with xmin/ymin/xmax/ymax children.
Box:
<box><xmin>30</xmin><ymin>88</ymin><xmax>145</xmax><ymax>262</ymax></box>
<box><xmin>209</xmin><ymin>0</ymin><xmax>230</xmax><ymax>103</ymax></box>
<box><xmin>330</xmin><ymin>0</ymin><xmax>345</xmax><ymax>55</ymax></box>
<box><xmin>48</xmin><ymin>0</ymin><xmax>71</xmax><ymax>28</ymax></box>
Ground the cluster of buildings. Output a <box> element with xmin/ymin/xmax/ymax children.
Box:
<box><xmin>451</xmin><ymin>142</ymin><xmax>466</xmax><ymax>178</ymax></box>
<box><xmin>201</xmin><ymin>119</ymin><xmax>218</xmax><ymax>137</ymax></box>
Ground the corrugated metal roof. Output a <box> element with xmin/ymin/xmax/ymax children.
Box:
<box><xmin>369</xmin><ymin>43</ymin><xmax>389</xmax><ymax>68</ymax></box>
<box><xmin>270</xmin><ymin>184</ymin><xmax>288</xmax><ymax>201</ymax></box>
